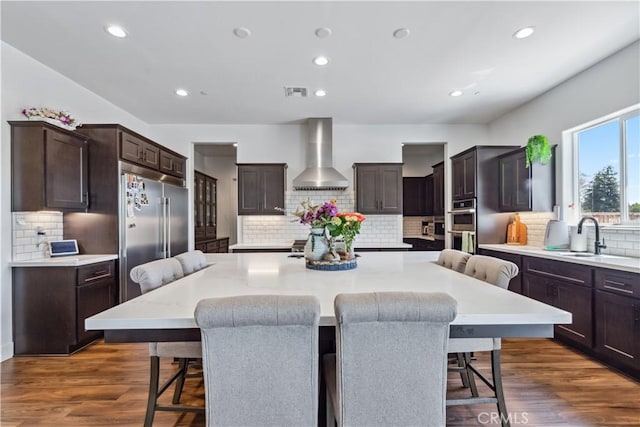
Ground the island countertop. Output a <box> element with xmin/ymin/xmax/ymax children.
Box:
<box><xmin>479</xmin><ymin>244</ymin><xmax>639</xmax><ymax>274</ymax></box>
<box><xmin>86</xmin><ymin>252</ymin><xmax>570</xmax><ymax>334</ymax></box>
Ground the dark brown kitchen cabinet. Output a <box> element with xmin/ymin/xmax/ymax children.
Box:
<box><xmin>196</xmin><ymin>237</ymin><xmax>229</xmax><ymax>253</ymax></box>
<box><xmin>76</xmin><ymin>124</ymin><xmax>186</xmax><ymax>181</ymax></box>
<box><xmin>194</xmin><ymin>172</ymin><xmax>206</xmax><ymax>240</ymax></box>
<box><xmin>194</xmin><ymin>170</ymin><xmax>217</xmax><ymax>240</ymax></box>
<box><xmin>159</xmin><ymin>149</ymin><xmax>186</xmax><ymax>179</ymax></box>
<box><xmin>120</xmin><ymin>130</ymin><xmax>159</xmax><ymax>169</ymax></box>
<box><xmin>432</xmin><ymin>161</ymin><xmax>444</xmax><ymax>216</ymax></box>
<box><xmin>354</xmin><ymin>163</ymin><xmax>403</xmax><ymax>214</ymax></box>
<box><xmin>237</xmin><ymin>164</ymin><xmax>286</xmax><ymax>215</ymax></box>
<box><xmin>498</xmin><ymin>146</ymin><xmax>555</xmax><ymax>212</ymax></box>
<box><xmin>12</xmin><ymin>260</ymin><xmax>117</xmax><ymax>355</ymax></box>
<box><xmin>10</xmin><ymin>121</ymin><xmax>89</xmax><ymax>212</ymax></box>
<box><xmin>594</xmin><ymin>269</ymin><xmax>640</xmax><ymax>376</ymax></box>
<box><xmin>523</xmin><ymin>256</ymin><xmax>593</xmax><ymax>348</ymax></box>
<box><xmin>451</xmin><ymin>150</ymin><xmax>476</xmax><ymax>200</ymax></box>
<box><xmin>477</xmin><ymin>249</ymin><xmax>523</xmax><ymax>294</ymax></box>
<box><xmin>403</xmin><ymin>177</ymin><xmax>427</xmax><ymax>216</ymax></box>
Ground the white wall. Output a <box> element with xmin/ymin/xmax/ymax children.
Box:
<box><xmin>489</xmin><ymin>41</ymin><xmax>640</xmax><ymax>222</ymax></box>
<box><xmin>403</xmin><ymin>145</ymin><xmax>445</xmax><ymax>177</ymax></box>
<box><xmin>0</xmin><ymin>42</ymin><xmax>150</xmax><ymax>361</ymax></box>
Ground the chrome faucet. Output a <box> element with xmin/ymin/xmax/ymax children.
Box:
<box><xmin>577</xmin><ymin>216</ymin><xmax>607</xmax><ymax>255</ymax></box>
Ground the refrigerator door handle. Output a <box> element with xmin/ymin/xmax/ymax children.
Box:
<box><xmin>162</xmin><ymin>196</ymin><xmax>168</xmax><ymax>258</ymax></box>
<box><xmin>166</xmin><ymin>196</ymin><xmax>172</xmax><ymax>257</ymax></box>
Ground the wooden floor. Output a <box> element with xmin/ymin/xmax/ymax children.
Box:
<box><xmin>1</xmin><ymin>338</ymin><xmax>638</xmax><ymax>426</ymax></box>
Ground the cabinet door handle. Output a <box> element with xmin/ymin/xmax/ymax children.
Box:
<box><xmin>527</xmin><ymin>268</ymin><xmax>585</xmax><ymax>284</ymax></box>
<box><xmin>603</xmin><ymin>285</ymin><xmax>633</xmax><ymax>295</ymax></box>
<box><xmin>84</xmin><ymin>272</ymin><xmax>111</xmax><ymax>283</ymax></box>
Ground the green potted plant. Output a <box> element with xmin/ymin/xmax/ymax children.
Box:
<box><xmin>525</xmin><ymin>134</ymin><xmax>552</xmax><ymax>167</ymax></box>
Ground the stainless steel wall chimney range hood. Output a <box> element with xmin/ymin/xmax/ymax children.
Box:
<box><xmin>292</xmin><ymin>118</ymin><xmax>349</xmax><ymax>191</ymax></box>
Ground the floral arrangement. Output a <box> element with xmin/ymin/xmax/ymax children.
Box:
<box><xmin>327</xmin><ymin>212</ymin><xmax>366</xmax><ymax>253</ymax></box>
<box><xmin>294</xmin><ymin>199</ymin><xmax>339</xmax><ymax>228</ymax></box>
<box><xmin>22</xmin><ymin>107</ymin><xmax>80</xmax><ymax>128</ymax></box>
<box><xmin>293</xmin><ymin>199</ymin><xmax>366</xmax><ymax>254</ymax></box>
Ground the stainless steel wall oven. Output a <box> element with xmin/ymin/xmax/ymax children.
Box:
<box><xmin>448</xmin><ymin>199</ymin><xmax>476</xmax><ymax>250</ymax></box>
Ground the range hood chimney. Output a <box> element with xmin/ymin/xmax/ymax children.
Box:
<box><xmin>293</xmin><ymin>118</ymin><xmax>349</xmax><ymax>191</ymax></box>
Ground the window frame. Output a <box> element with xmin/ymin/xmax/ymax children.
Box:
<box><xmin>570</xmin><ymin>105</ymin><xmax>639</xmax><ymax>226</ymax></box>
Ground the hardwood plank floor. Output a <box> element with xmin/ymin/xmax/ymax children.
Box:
<box><xmin>1</xmin><ymin>338</ymin><xmax>638</xmax><ymax>426</ymax></box>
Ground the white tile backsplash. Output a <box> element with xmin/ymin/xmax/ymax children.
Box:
<box><xmin>516</xmin><ymin>212</ymin><xmax>555</xmax><ymax>248</ymax></box>
<box><xmin>12</xmin><ymin>212</ymin><xmax>63</xmax><ymax>260</ymax></box>
<box><xmin>240</xmin><ymin>190</ymin><xmax>402</xmax><ymax>244</ymax></box>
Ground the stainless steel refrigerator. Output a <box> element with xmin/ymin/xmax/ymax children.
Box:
<box><xmin>120</xmin><ymin>173</ymin><xmax>188</xmax><ymax>301</ymax></box>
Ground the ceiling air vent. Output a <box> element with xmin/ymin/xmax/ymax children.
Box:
<box><xmin>284</xmin><ymin>87</ymin><xmax>308</xmax><ymax>97</ymax></box>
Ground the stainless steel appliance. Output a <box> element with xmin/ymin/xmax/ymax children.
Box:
<box><xmin>120</xmin><ymin>172</ymin><xmax>188</xmax><ymax>301</ymax></box>
<box><xmin>448</xmin><ymin>199</ymin><xmax>476</xmax><ymax>250</ymax></box>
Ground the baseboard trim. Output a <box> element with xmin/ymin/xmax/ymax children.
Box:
<box><xmin>1</xmin><ymin>341</ymin><xmax>14</xmax><ymax>361</ymax></box>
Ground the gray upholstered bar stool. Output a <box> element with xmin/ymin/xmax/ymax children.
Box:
<box><xmin>175</xmin><ymin>250</ymin><xmax>209</xmax><ymax>275</ymax></box>
<box><xmin>436</xmin><ymin>248</ymin><xmax>471</xmax><ymax>273</ymax></box>
<box><xmin>435</xmin><ymin>249</ymin><xmax>473</xmax><ymax>385</ymax></box>
<box><xmin>130</xmin><ymin>258</ymin><xmax>204</xmax><ymax>427</ymax></box>
<box><xmin>323</xmin><ymin>292</ymin><xmax>458</xmax><ymax>427</ymax></box>
<box><xmin>194</xmin><ymin>294</ymin><xmax>320</xmax><ymax>427</ymax></box>
<box><xmin>447</xmin><ymin>255</ymin><xmax>519</xmax><ymax>427</ymax></box>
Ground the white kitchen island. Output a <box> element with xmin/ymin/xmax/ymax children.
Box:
<box><xmin>86</xmin><ymin>252</ymin><xmax>571</xmax><ymax>342</ymax></box>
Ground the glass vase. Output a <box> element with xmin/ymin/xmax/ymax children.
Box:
<box><xmin>304</xmin><ymin>227</ymin><xmax>328</xmax><ymax>261</ymax></box>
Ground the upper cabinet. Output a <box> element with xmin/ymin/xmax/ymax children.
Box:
<box><xmin>77</xmin><ymin>124</ymin><xmax>186</xmax><ymax>181</ymax></box>
<box><xmin>403</xmin><ymin>175</ymin><xmax>434</xmax><ymax>217</ymax></box>
<box><xmin>498</xmin><ymin>146</ymin><xmax>555</xmax><ymax>212</ymax></box>
<box><xmin>11</xmin><ymin>121</ymin><xmax>89</xmax><ymax>212</ymax></box>
<box><xmin>451</xmin><ymin>150</ymin><xmax>476</xmax><ymax>200</ymax></box>
<box><xmin>160</xmin><ymin>149</ymin><xmax>186</xmax><ymax>179</ymax></box>
<box><xmin>449</xmin><ymin>146</ymin><xmax>520</xmax><ymax>207</ymax></box>
<box><xmin>237</xmin><ymin>164</ymin><xmax>286</xmax><ymax>215</ymax></box>
<box><xmin>354</xmin><ymin>163</ymin><xmax>403</xmax><ymax>214</ymax></box>
<box><xmin>432</xmin><ymin>161</ymin><xmax>444</xmax><ymax>216</ymax></box>
<box><xmin>402</xmin><ymin>177</ymin><xmax>427</xmax><ymax>216</ymax></box>
<box><xmin>120</xmin><ymin>130</ymin><xmax>159</xmax><ymax>169</ymax></box>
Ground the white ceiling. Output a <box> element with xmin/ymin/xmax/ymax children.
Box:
<box><xmin>2</xmin><ymin>1</ymin><xmax>638</xmax><ymax>125</ymax></box>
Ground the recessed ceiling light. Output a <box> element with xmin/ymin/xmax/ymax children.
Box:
<box><xmin>393</xmin><ymin>28</ymin><xmax>410</xmax><ymax>39</ymax></box>
<box><xmin>175</xmin><ymin>89</ymin><xmax>188</xmax><ymax>97</ymax></box>
<box><xmin>313</xmin><ymin>56</ymin><xmax>329</xmax><ymax>66</ymax></box>
<box><xmin>449</xmin><ymin>90</ymin><xmax>463</xmax><ymax>97</ymax></box>
<box><xmin>314</xmin><ymin>89</ymin><xmax>327</xmax><ymax>97</ymax></box>
<box><xmin>105</xmin><ymin>25</ymin><xmax>127</xmax><ymax>38</ymax></box>
<box><xmin>233</xmin><ymin>27</ymin><xmax>251</xmax><ymax>38</ymax></box>
<box><xmin>315</xmin><ymin>27</ymin><xmax>332</xmax><ymax>38</ymax></box>
<box><xmin>233</xmin><ymin>143</ymin><xmax>238</xmax><ymax>147</ymax></box>
<box><xmin>513</xmin><ymin>26</ymin><xmax>535</xmax><ymax>39</ymax></box>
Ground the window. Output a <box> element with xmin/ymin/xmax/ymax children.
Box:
<box><xmin>574</xmin><ymin>108</ymin><xmax>639</xmax><ymax>224</ymax></box>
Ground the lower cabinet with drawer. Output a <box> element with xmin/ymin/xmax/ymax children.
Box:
<box><xmin>195</xmin><ymin>237</ymin><xmax>229</xmax><ymax>253</ymax></box>
<box><xmin>12</xmin><ymin>260</ymin><xmax>117</xmax><ymax>355</ymax></box>
<box><xmin>594</xmin><ymin>268</ymin><xmax>640</xmax><ymax>376</ymax></box>
<box><xmin>522</xmin><ymin>256</ymin><xmax>594</xmax><ymax>349</ymax></box>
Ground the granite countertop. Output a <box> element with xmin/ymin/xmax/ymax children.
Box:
<box><xmin>9</xmin><ymin>254</ymin><xmax>118</xmax><ymax>267</ymax></box>
<box><xmin>479</xmin><ymin>244</ymin><xmax>639</xmax><ymax>274</ymax></box>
